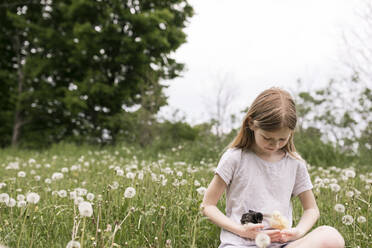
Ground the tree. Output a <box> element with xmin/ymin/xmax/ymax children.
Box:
<box><xmin>0</xmin><ymin>0</ymin><xmax>193</xmax><ymax>147</ymax></box>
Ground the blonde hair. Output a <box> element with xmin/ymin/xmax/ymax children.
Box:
<box><xmin>229</xmin><ymin>87</ymin><xmax>299</xmax><ymax>159</ymax></box>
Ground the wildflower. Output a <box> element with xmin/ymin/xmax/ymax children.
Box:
<box><xmin>18</xmin><ymin>171</ymin><xmax>26</xmax><ymax>177</ymax></box>
<box><xmin>343</xmin><ymin>169</ymin><xmax>356</xmax><ymax>178</ymax></box>
<box><xmin>255</xmin><ymin>232</ymin><xmax>271</xmax><ymax>248</ymax></box>
<box><xmin>334</xmin><ymin>204</ymin><xmax>345</xmax><ymax>213</ymax></box>
<box><xmin>126</xmin><ymin>172</ymin><xmax>135</xmax><ymax>179</ymax></box>
<box><xmin>342</xmin><ymin>215</ymin><xmax>354</xmax><ymax>225</ymax></box>
<box><xmin>196</xmin><ymin>187</ymin><xmax>207</xmax><ymax>196</ymax></box>
<box><xmin>116</xmin><ymin>169</ymin><xmax>124</xmax><ymax>176</ymax></box>
<box><xmin>17</xmin><ymin>200</ymin><xmax>27</xmax><ymax>208</ymax></box>
<box><xmin>45</xmin><ymin>178</ymin><xmax>52</xmax><ymax>184</ymax></box>
<box><xmin>357</xmin><ymin>216</ymin><xmax>366</xmax><ymax>223</ymax></box>
<box><xmin>17</xmin><ymin>194</ymin><xmax>25</xmax><ymax>201</ymax></box>
<box><xmin>176</xmin><ymin>171</ymin><xmax>183</xmax><ymax>177</ymax></box>
<box><xmin>163</xmin><ymin>167</ymin><xmax>173</xmax><ymax>175</ymax></box>
<box><xmin>345</xmin><ymin>191</ymin><xmax>354</xmax><ymax>197</ymax></box>
<box><xmin>86</xmin><ymin>193</ymin><xmax>95</xmax><ymax>201</ymax></box>
<box><xmin>194</xmin><ymin>180</ymin><xmax>201</xmax><ymax>187</ymax></box>
<box><xmin>0</xmin><ymin>193</ymin><xmax>10</xmax><ymax>203</ymax></box>
<box><xmin>110</xmin><ymin>181</ymin><xmax>119</xmax><ymax>190</ymax></box>
<box><xmin>52</xmin><ymin>172</ymin><xmax>64</xmax><ymax>180</ymax></box>
<box><xmin>78</xmin><ymin>201</ymin><xmax>93</xmax><ymax>217</ymax></box>
<box><xmin>162</xmin><ymin>179</ymin><xmax>168</xmax><ymax>186</ymax></box>
<box><xmin>74</xmin><ymin>196</ymin><xmax>84</xmax><ymax>205</ymax></box>
<box><xmin>66</xmin><ymin>240</ymin><xmax>81</xmax><ymax>248</ymax></box>
<box><xmin>58</xmin><ymin>190</ymin><xmax>67</xmax><ymax>198</ymax></box>
<box><xmin>0</xmin><ymin>182</ymin><xmax>6</xmax><ymax>189</ymax></box>
<box><xmin>34</xmin><ymin>175</ymin><xmax>41</xmax><ymax>181</ymax></box>
<box><xmin>180</xmin><ymin>179</ymin><xmax>187</xmax><ymax>186</ymax></box>
<box><xmin>26</xmin><ymin>192</ymin><xmax>40</xmax><ymax>204</ymax></box>
<box><xmin>75</xmin><ymin>188</ymin><xmax>87</xmax><ymax>196</ymax></box>
<box><xmin>330</xmin><ymin>183</ymin><xmax>341</xmax><ymax>192</ymax></box>
<box><xmin>61</xmin><ymin>167</ymin><xmax>69</xmax><ymax>173</ymax></box>
<box><xmin>6</xmin><ymin>198</ymin><xmax>16</xmax><ymax>207</ymax></box>
<box><xmin>124</xmin><ymin>187</ymin><xmax>136</xmax><ymax>198</ymax></box>
<box><xmin>137</xmin><ymin>171</ymin><xmax>144</xmax><ymax>180</ymax></box>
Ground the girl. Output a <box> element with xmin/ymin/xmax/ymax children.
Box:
<box><xmin>202</xmin><ymin>88</ymin><xmax>345</xmax><ymax>248</ymax></box>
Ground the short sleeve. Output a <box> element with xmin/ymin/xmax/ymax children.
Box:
<box><xmin>292</xmin><ymin>161</ymin><xmax>313</xmax><ymax>196</ymax></box>
<box><xmin>215</xmin><ymin>148</ymin><xmax>240</xmax><ymax>186</ymax></box>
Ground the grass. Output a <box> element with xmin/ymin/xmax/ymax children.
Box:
<box><xmin>0</xmin><ymin>143</ymin><xmax>370</xmax><ymax>247</ymax></box>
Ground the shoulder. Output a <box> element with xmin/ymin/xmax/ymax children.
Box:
<box><xmin>220</xmin><ymin>147</ymin><xmax>242</xmax><ymax>161</ymax></box>
<box><xmin>286</xmin><ymin>153</ymin><xmax>309</xmax><ymax>170</ymax></box>
<box><xmin>217</xmin><ymin>148</ymin><xmax>242</xmax><ymax>168</ymax></box>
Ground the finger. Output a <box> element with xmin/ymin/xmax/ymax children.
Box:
<box><xmin>264</xmin><ymin>230</ymin><xmax>281</xmax><ymax>235</ymax></box>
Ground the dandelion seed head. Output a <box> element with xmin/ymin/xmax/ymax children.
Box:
<box><xmin>6</xmin><ymin>198</ymin><xmax>16</xmax><ymax>207</ymax></box>
<box><xmin>26</xmin><ymin>192</ymin><xmax>40</xmax><ymax>204</ymax></box>
<box><xmin>86</xmin><ymin>193</ymin><xmax>95</xmax><ymax>201</ymax></box>
<box><xmin>17</xmin><ymin>200</ymin><xmax>27</xmax><ymax>208</ymax></box>
<box><xmin>66</xmin><ymin>240</ymin><xmax>81</xmax><ymax>248</ymax></box>
<box><xmin>357</xmin><ymin>216</ymin><xmax>366</xmax><ymax>223</ymax></box>
<box><xmin>345</xmin><ymin>191</ymin><xmax>354</xmax><ymax>198</ymax></box>
<box><xmin>78</xmin><ymin>201</ymin><xmax>93</xmax><ymax>217</ymax></box>
<box><xmin>18</xmin><ymin>171</ymin><xmax>26</xmax><ymax>177</ymax></box>
<box><xmin>0</xmin><ymin>193</ymin><xmax>10</xmax><ymax>203</ymax></box>
<box><xmin>196</xmin><ymin>186</ymin><xmax>207</xmax><ymax>196</ymax></box>
<box><xmin>334</xmin><ymin>204</ymin><xmax>345</xmax><ymax>213</ymax></box>
<box><xmin>124</xmin><ymin>187</ymin><xmax>136</xmax><ymax>198</ymax></box>
<box><xmin>342</xmin><ymin>215</ymin><xmax>354</xmax><ymax>225</ymax></box>
<box><xmin>255</xmin><ymin>232</ymin><xmax>271</xmax><ymax>248</ymax></box>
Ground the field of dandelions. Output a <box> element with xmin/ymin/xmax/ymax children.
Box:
<box><xmin>0</xmin><ymin>144</ymin><xmax>371</xmax><ymax>248</ymax></box>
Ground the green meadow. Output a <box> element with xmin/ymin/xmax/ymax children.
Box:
<box><xmin>0</xmin><ymin>144</ymin><xmax>370</xmax><ymax>248</ymax></box>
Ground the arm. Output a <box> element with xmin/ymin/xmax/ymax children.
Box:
<box><xmin>295</xmin><ymin>189</ymin><xmax>320</xmax><ymax>235</ymax></box>
<box><xmin>280</xmin><ymin>190</ymin><xmax>320</xmax><ymax>241</ymax></box>
<box><xmin>201</xmin><ymin>174</ymin><xmax>267</xmax><ymax>239</ymax></box>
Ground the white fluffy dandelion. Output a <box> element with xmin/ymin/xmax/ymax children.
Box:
<box><xmin>58</xmin><ymin>190</ymin><xmax>67</xmax><ymax>198</ymax></box>
<box><xmin>357</xmin><ymin>216</ymin><xmax>366</xmax><ymax>223</ymax></box>
<box><xmin>52</xmin><ymin>172</ymin><xmax>64</xmax><ymax>180</ymax></box>
<box><xmin>17</xmin><ymin>200</ymin><xmax>27</xmax><ymax>208</ymax></box>
<box><xmin>124</xmin><ymin>187</ymin><xmax>136</xmax><ymax>198</ymax></box>
<box><xmin>6</xmin><ymin>198</ymin><xmax>16</xmax><ymax>207</ymax></box>
<box><xmin>17</xmin><ymin>171</ymin><xmax>26</xmax><ymax>177</ymax></box>
<box><xmin>26</xmin><ymin>192</ymin><xmax>40</xmax><ymax>204</ymax></box>
<box><xmin>78</xmin><ymin>201</ymin><xmax>93</xmax><ymax>217</ymax></box>
<box><xmin>196</xmin><ymin>187</ymin><xmax>207</xmax><ymax>196</ymax></box>
<box><xmin>86</xmin><ymin>193</ymin><xmax>95</xmax><ymax>201</ymax></box>
<box><xmin>66</xmin><ymin>240</ymin><xmax>81</xmax><ymax>248</ymax></box>
<box><xmin>0</xmin><ymin>193</ymin><xmax>10</xmax><ymax>203</ymax></box>
<box><xmin>345</xmin><ymin>191</ymin><xmax>354</xmax><ymax>198</ymax></box>
<box><xmin>126</xmin><ymin>172</ymin><xmax>135</xmax><ymax>179</ymax></box>
<box><xmin>17</xmin><ymin>194</ymin><xmax>25</xmax><ymax>201</ymax></box>
<box><xmin>330</xmin><ymin>183</ymin><xmax>341</xmax><ymax>192</ymax></box>
<box><xmin>342</xmin><ymin>215</ymin><xmax>354</xmax><ymax>225</ymax></box>
<box><xmin>334</xmin><ymin>203</ymin><xmax>345</xmax><ymax>213</ymax></box>
<box><xmin>116</xmin><ymin>169</ymin><xmax>124</xmax><ymax>176</ymax></box>
<box><xmin>255</xmin><ymin>232</ymin><xmax>271</xmax><ymax>248</ymax></box>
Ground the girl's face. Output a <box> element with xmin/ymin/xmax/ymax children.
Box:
<box><xmin>250</xmin><ymin>126</ymin><xmax>292</xmax><ymax>155</ymax></box>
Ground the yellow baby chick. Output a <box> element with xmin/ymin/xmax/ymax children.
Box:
<box><xmin>269</xmin><ymin>210</ymin><xmax>289</xmax><ymax>230</ymax></box>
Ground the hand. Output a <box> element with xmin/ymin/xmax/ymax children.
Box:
<box><xmin>279</xmin><ymin>227</ymin><xmax>304</xmax><ymax>242</ymax></box>
<box><xmin>261</xmin><ymin>229</ymin><xmax>282</xmax><ymax>243</ymax></box>
<box><xmin>237</xmin><ymin>223</ymin><xmax>265</xmax><ymax>239</ymax></box>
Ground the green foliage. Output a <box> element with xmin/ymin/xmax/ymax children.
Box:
<box><xmin>0</xmin><ymin>0</ymin><xmax>193</xmax><ymax>147</ymax></box>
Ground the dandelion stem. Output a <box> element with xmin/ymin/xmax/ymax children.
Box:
<box><xmin>109</xmin><ymin>211</ymin><xmax>131</xmax><ymax>248</ymax></box>
<box><xmin>17</xmin><ymin>205</ymin><xmax>29</xmax><ymax>248</ymax></box>
<box><xmin>80</xmin><ymin>217</ymin><xmax>86</xmax><ymax>248</ymax></box>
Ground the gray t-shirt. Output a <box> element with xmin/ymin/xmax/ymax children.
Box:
<box><xmin>215</xmin><ymin>148</ymin><xmax>313</xmax><ymax>247</ymax></box>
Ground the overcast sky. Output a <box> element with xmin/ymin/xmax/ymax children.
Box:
<box><xmin>158</xmin><ymin>0</ymin><xmax>361</xmax><ymax>125</ymax></box>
